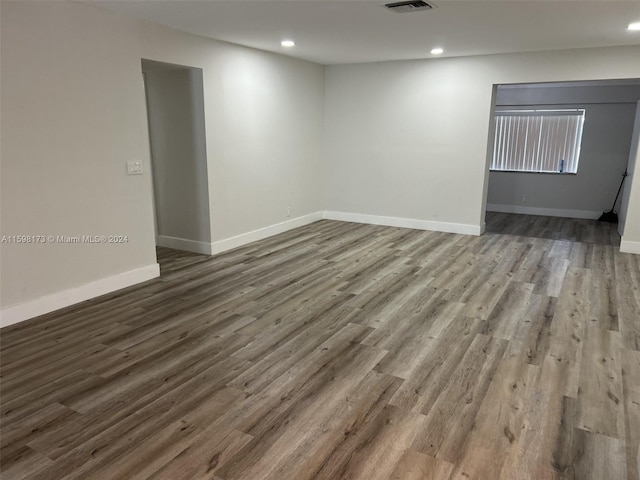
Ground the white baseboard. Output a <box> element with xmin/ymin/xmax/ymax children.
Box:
<box><xmin>620</xmin><ymin>239</ymin><xmax>640</xmax><ymax>255</ymax></box>
<box><xmin>209</xmin><ymin>211</ymin><xmax>324</xmax><ymax>255</ymax></box>
<box><xmin>323</xmin><ymin>211</ymin><xmax>482</xmax><ymax>236</ymax></box>
<box><xmin>486</xmin><ymin>203</ymin><xmax>601</xmax><ymax>220</ymax></box>
<box><xmin>0</xmin><ymin>213</ymin><xmax>323</xmax><ymax>327</ymax></box>
<box><xmin>157</xmin><ymin>235</ymin><xmax>212</xmax><ymax>255</ymax></box>
<box><xmin>0</xmin><ymin>263</ymin><xmax>160</xmax><ymax>329</ymax></box>
<box><xmin>12</xmin><ymin>204</ymin><xmax>591</xmax><ymax>328</ymax></box>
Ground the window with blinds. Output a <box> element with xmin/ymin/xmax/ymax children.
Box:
<box><xmin>491</xmin><ymin>109</ymin><xmax>585</xmax><ymax>173</ymax></box>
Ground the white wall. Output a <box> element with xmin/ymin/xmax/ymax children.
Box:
<box><xmin>1</xmin><ymin>0</ymin><xmax>158</xmax><ymax>321</ymax></box>
<box><xmin>136</xmin><ymin>16</ymin><xmax>326</xmax><ymax>244</ymax></box>
<box><xmin>324</xmin><ymin>47</ymin><xmax>640</xmax><ymax>235</ymax></box>
<box><xmin>620</xmin><ymin>104</ymin><xmax>640</xmax><ymax>253</ymax></box>
<box><xmin>143</xmin><ymin>63</ymin><xmax>211</xmax><ymax>249</ymax></box>
<box><xmin>487</xmin><ymin>84</ymin><xmax>639</xmax><ymax>218</ymax></box>
<box><xmin>620</xmin><ymin>102</ymin><xmax>640</xmax><ymax>237</ymax></box>
<box><xmin>622</xmin><ymin>169</ymin><xmax>640</xmax><ymax>253</ymax></box>
<box><xmin>0</xmin><ymin>0</ymin><xmax>325</xmax><ymax>324</ymax></box>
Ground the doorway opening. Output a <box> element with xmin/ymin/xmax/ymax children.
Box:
<box><xmin>141</xmin><ymin>59</ymin><xmax>211</xmax><ymax>258</ymax></box>
<box><xmin>482</xmin><ymin>78</ymin><xmax>640</xmax><ymax>246</ymax></box>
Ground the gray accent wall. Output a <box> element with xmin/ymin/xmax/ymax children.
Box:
<box><xmin>487</xmin><ymin>83</ymin><xmax>640</xmax><ymax>218</ymax></box>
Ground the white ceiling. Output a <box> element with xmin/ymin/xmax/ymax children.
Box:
<box><xmin>89</xmin><ymin>0</ymin><xmax>640</xmax><ymax>65</ymax></box>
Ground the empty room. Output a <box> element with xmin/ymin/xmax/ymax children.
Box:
<box><xmin>1</xmin><ymin>1</ymin><xmax>640</xmax><ymax>479</ymax></box>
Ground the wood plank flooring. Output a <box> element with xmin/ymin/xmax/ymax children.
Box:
<box><xmin>1</xmin><ymin>215</ymin><xmax>638</xmax><ymax>479</ymax></box>
<box><xmin>486</xmin><ymin>211</ymin><xmax>621</xmax><ymax>246</ymax></box>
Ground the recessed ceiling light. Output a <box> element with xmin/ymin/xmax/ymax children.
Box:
<box><xmin>628</xmin><ymin>22</ymin><xmax>640</xmax><ymax>31</ymax></box>
<box><xmin>430</xmin><ymin>47</ymin><xmax>444</xmax><ymax>55</ymax></box>
<box><xmin>281</xmin><ymin>40</ymin><xmax>295</xmax><ymax>47</ymax></box>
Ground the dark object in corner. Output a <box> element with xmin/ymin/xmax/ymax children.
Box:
<box><xmin>598</xmin><ymin>171</ymin><xmax>628</xmax><ymax>223</ymax></box>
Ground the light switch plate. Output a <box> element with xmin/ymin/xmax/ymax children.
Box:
<box><xmin>127</xmin><ymin>161</ymin><xmax>143</xmax><ymax>175</ymax></box>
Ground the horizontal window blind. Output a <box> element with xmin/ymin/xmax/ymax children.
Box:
<box><xmin>491</xmin><ymin>109</ymin><xmax>585</xmax><ymax>173</ymax></box>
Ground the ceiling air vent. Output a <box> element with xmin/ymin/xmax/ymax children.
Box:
<box><xmin>385</xmin><ymin>0</ymin><xmax>434</xmax><ymax>13</ymax></box>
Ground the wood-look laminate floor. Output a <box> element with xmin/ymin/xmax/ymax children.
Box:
<box><xmin>1</xmin><ymin>216</ymin><xmax>639</xmax><ymax>480</ymax></box>
<box><xmin>486</xmin><ymin>211</ymin><xmax>621</xmax><ymax>246</ymax></box>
